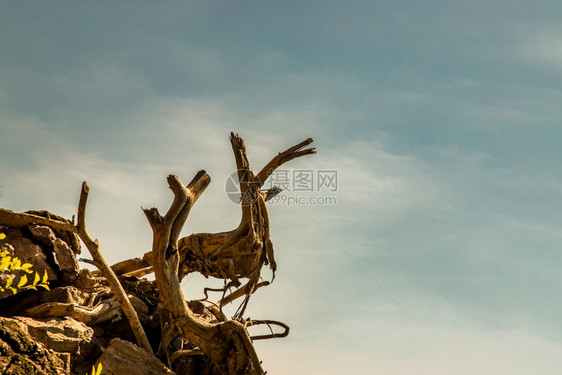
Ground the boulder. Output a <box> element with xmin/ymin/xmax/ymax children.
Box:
<box><xmin>14</xmin><ymin>316</ymin><xmax>94</xmax><ymax>354</ymax></box>
<box><xmin>97</xmin><ymin>338</ymin><xmax>174</xmax><ymax>375</ymax></box>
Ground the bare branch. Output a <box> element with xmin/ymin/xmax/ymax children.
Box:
<box><xmin>145</xmin><ymin>173</ymin><xmax>212</xmax><ymax>333</ymax></box>
<box><xmin>75</xmin><ymin>182</ymin><xmax>154</xmax><ymax>355</ymax></box>
<box><xmin>122</xmin><ymin>266</ymin><xmax>154</xmax><ymax>278</ymax></box>
<box><xmin>217</xmin><ymin>281</ymin><xmax>270</xmax><ymax>307</ymax></box>
<box><xmin>23</xmin><ymin>298</ymin><xmax>123</xmax><ymax>325</ymax></box>
<box><xmin>110</xmin><ymin>258</ymin><xmax>151</xmax><ymax>276</ymax></box>
<box><xmin>254</xmin><ymin>137</ymin><xmax>316</xmax><ymax>187</ymax></box>
<box><xmin>0</xmin><ymin>209</ymin><xmax>76</xmax><ymax>233</ymax></box>
<box><xmin>247</xmin><ymin>320</ymin><xmax>290</xmax><ymax>341</ymax></box>
<box><xmin>169</xmin><ymin>171</ymin><xmax>210</xmax><ymax>247</ymax></box>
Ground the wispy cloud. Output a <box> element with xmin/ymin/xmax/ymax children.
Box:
<box><xmin>3</xmin><ymin>2</ymin><xmax>562</xmax><ymax>373</ymax></box>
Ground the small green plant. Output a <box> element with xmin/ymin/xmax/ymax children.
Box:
<box><xmin>0</xmin><ymin>233</ymin><xmax>50</xmax><ymax>294</ymax></box>
<box><xmin>90</xmin><ymin>363</ymin><xmax>102</xmax><ymax>375</ymax></box>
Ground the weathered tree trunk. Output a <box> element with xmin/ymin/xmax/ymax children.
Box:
<box><xmin>143</xmin><ymin>172</ymin><xmax>264</xmax><ymax>374</ymax></box>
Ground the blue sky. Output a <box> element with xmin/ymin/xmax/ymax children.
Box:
<box><xmin>2</xmin><ymin>1</ymin><xmax>562</xmax><ymax>373</ymax></box>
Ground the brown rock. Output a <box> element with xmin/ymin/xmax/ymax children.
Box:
<box><xmin>25</xmin><ymin>211</ymin><xmax>81</xmax><ymax>255</ymax></box>
<box><xmin>15</xmin><ymin>316</ymin><xmax>94</xmax><ymax>354</ymax></box>
<box><xmin>0</xmin><ymin>316</ymin><xmax>69</xmax><ymax>375</ymax></box>
<box><xmin>53</xmin><ymin>238</ymin><xmax>79</xmax><ymax>273</ymax></box>
<box><xmin>29</xmin><ymin>224</ymin><xmax>80</xmax><ymax>278</ymax></box>
<box><xmin>43</xmin><ymin>285</ymin><xmax>93</xmax><ymax>305</ymax></box>
<box><xmin>129</xmin><ymin>294</ymin><xmax>149</xmax><ymax>316</ymax></box>
<box><xmin>97</xmin><ymin>338</ymin><xmax>174</xmax><ymax>375</ymax></box>
<box><xmin>29</xmin><ymin>225</ymin><xmax>57</xmax><ymax>245</ymax></box>
<box><xmin>8</xmin><ymin>232</ymin><xmax>57</xmax><ymax>281</ymax></box>
<box><xmin>74</xmin><ymin>268</ymin><xmax>103</xmax><ymax>290</ymax></box>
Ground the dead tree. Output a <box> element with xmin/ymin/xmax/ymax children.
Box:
<box><xmin>140</xmin><ymin>133</ymin><xmax>314</xmax><ymax>372</ymax></box>
<box><xmin>133</xmin><ymin>133</ymin><xmax>315</xmax><ymax>317</ymax></box>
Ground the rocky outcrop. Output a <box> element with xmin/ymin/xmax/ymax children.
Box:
<box><xmin>0</xmin><ymin>317</ymin><xmax>69</xmax><ymax>375</ymax></box>
<box><xmin>0</xmin><ymin>215</ymin><xmax>150</xmax><ymax>375</ymax></box>
<box><xmin>14</xmin><ymin>316</ymin><xmax>94</xmax><ymax>354</ymax></box>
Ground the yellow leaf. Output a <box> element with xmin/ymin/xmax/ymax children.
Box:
<box><xmin>20</xmin><ymin>263</ymin><xmax>33</xmax><ymax>273</ymax></box>
<box><xmin>9</xmin><ymin>287</ymin><xmax>17</xmax><ymax>295</ymax></box>
<box><xmin>39</xmin><ymin>283</ymin><xmax>50</xmax><ymax>291</ymax></box>
<box><xmin>17</xmin><ymin>274</ymin><xmax>28</xmax><ymax>288</ymax></box>
<box><xmin>0</xmin><ymin>256</ymin><xmax>11</xmax><ymax>270</ymax></box>
<box><xmin>0</xmin><ymin>233</ymin><xmax>5</xmax><ymax>240</ymax></box>
<box><xmin>42</xmin><ymin>269</ymin><xmax>49</xmax><ymax>283</ymax></box>
<box><xmin>10</xmin><ymin>257</ymin><xmax>21</xmax><ymax>271</ymax></box>
<box><xmin>5</xmin><ymin>276</ymin><xmax>13</xmax><ymax>288</ymax></box>
<box><xmin>33</xmin><ymin>271</ymin><xmax>40</xmax><ymax>285</ymax></box>
<box><xmin>95</xmin><ymin>363</ymin><xmax>103</xmax><ymax>375</ymax></box>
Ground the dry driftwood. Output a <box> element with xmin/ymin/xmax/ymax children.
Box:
<box><xmin>144</xmin><ymin>172</ymin><xmax>265</xmax><ymax>374</ymax></box>
<box><xmin>140</xmin><ymin>133</ymin><xmax>315</xmax><ymax>317</ymax></box>
<box><xmin>139</xmin><ymin>133</ymin><xmax>314</xmax><ymax>373</ymax></box>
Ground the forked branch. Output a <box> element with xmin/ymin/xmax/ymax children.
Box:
<box><xmin>254</xmin><ymin>137</ymin><xmax>316</xmax><ymax>188</ymax></box>
<box><xmin>143</xmin><ymin>171</ymin><xmax>265</xmax><ymax>374</ymax></box>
